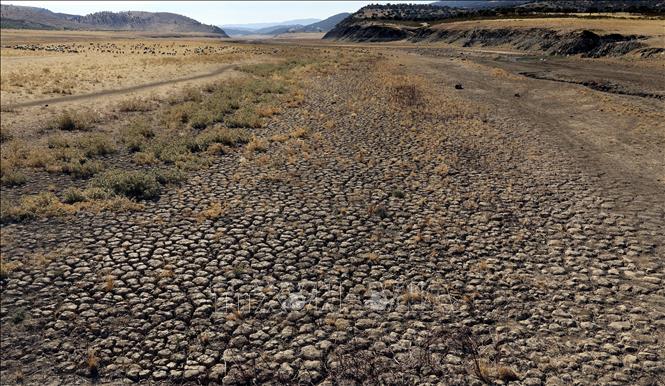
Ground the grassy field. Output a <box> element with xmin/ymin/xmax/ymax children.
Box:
<box><xmin>0</xmin><ymin>33</ymin><xmax>351</xmax><ymax>222</ymax></box>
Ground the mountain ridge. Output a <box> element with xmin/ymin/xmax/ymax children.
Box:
<box><xmin>0</xmin><ymin>4</ymin><xmax>228</xmax><ymax>36</ymax></box>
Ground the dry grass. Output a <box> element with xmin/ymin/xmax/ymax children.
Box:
<box><xmin>0</xmin><ymin>258</ymin><xmax>22</xmax><ymax>280</ymax></box>
<box><xmin>49</xmin><ymin>110</ymin><xmax>97</xmax><ymax>131</ymax></box>
<box><xmin>366</xmin><ymin>252</ymin><xmax>381</xmax><ymax>262</ymax></box>
<box><xmin>401</xmin><ymin>287</ymin><xmax>427</xmax><ymax>304</ymax></box>
<box><xmin>103</xmin><ymin>275</ymin><xmax>115</xmax><ymax>292</ymax></box>
<box><xmin>196</xmin><ymin>202</ymin><xmax>227</xmax><ymax>222</ymax></box>
<box><xmin>117</xmin><ymin>97</ymin><xmax>153</xmax><ymax>112</ymax></box>
<box><xmin>86</xmin><ymin>349</ymin><xmax>100</xmax><ymax>377</ymax></box>
<box><xmin>1</xmin><ymin>38</ymin><xmax>255</xmax><ymax>104</ymax></box>
<box><xmin>246</xmin><ymin>136</ymin><xmax>269</xmax><ymax>153</ymax></box>
<box><xmin>1</xmin><ymin>41</ymin><xmax>345</xmax><ymax>223</ymax></box>
<box><xmin>289</xmin><ymin>127</ymin><xmax>310</xmax><ymax>139</ymax></box>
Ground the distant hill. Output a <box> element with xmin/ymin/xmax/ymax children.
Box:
<box><xmin>221</xmin><ymin>14</ymin><xmax>350</xmax><ymax>37</ymax></box>
<box><xmin>298</xmin><ymin>13</ymin><xmax>351</xmax><ymax>32</ymax></box>
<box><xmin>0</xmin><ymin>4</ymin><xmax>228</xmax><ymax>36</ymax></box>
<box><xmin>254</xmin><ymin>24</ymin><xmax>304</xmax><ymax>35</ymax></box>
<box><xmin>221</xmin><ymin>18</ymin><xmax>320</xmax><ymax>36</ymax></box>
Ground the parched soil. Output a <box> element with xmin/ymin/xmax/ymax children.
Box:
<box><xmin>1</xmin><ymin>43</ymin><xmax>664</xmax><ymax>385</ymax></box>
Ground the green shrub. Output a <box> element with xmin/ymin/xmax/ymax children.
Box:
<box><xmin>61</xmin><ymin>160</ymin><xmax>104</xmax><ymax>179</ymax></box>
<box><xmin>47</xmin><ymin>135</ymin><xmax>72</xmax><ymax>149</ymax></box>
<box><xmin>153</xmin><ymin>139</ymin><xmax>195</xmax><ymax>164</ymax></box>
<box><xmin>190</xmin><ymin>109</ymin><xmax>213</xmax><ymax>130</ymax></box>
<box><xmin>82</xmin><ymin>187</ymin><xmax>113</xmax><ymax>200</ymax></box>
<box><xmin>154</xmin><ymin>168</ymin><xmax>185</xmax><ymax>185</ymax></box>
<box><xmin>62</xmin><ymin>188</ymin><xmax>87</xmax><ymax>204</ymax></box>
<box><xmin>0</xmin><ymin>192</ymin><xmax>68</xmax><ymax>223</ymax></box>
<box><xmin>77</xmin><ymin>134</ymin><xmax>117</xmax><ymax>157</ymax></box>
<box><xmin>1</xmin><ymin>168</ymin><xmax>27</xmax><ymax>187</ymax></box>
<box><xmin>195</xmin><ymin>128</ymin><xmax>250</xmax><ymax>150</ymax></box>
<box><xmin>225</xmin><ymin>107</ymin><xmax>262</xmax><ymax>129</ymax></box>
<box><xmin>91</xmin><ymin>170</ymin><xmax>161</xmax><ymax>200</ymax></box>
<box><xmin>121</xmin><ymin>119</ymin><xmax>155</xmax><ymax>152</ymax></box>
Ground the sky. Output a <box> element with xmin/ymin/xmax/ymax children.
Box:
<box><xmin>2</xmin><ymin>1</ymin><xmax>431</xmax><ymax>25</ymax></box>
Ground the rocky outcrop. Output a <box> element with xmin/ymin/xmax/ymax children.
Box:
<box><xmin>323</xmin><ymin>24</ymin><xmax>412</xmax><ymax>42</ymax></box>
<box><xmin>411</xmin><ymin>28</ymin><xmax>648</xmax><ymax>57</ymax></box>
<box><xmin>326</xmin><ymin>23</ymin><xmax>652</xmax><ymax>58</ymax></box>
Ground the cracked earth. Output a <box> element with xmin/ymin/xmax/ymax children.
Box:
<box><xmin>1</xmin><ymin>46</ymin><xmax>664</xmax><ymax>385</ymax></box>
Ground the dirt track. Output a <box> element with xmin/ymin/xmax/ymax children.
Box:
<box><xmin>1</xmin><ymin>42</ymin><xmax>664</xmax><ymax>385</ymax></box>
<box><xmin>10</xmin><ymin>64</ymin><xmax>238</xmax><ymax>108</ymax></box>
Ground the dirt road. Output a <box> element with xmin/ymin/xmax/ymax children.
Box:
<box><xmin>10</xmin><ymin>64</ymin><xmax>239</xmax><ymax>108</ymax></box>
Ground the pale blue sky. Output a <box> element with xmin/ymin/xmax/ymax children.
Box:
<box><xmin>2</xmin><ymin>1</ymin><xmax>430</xmax><ymax>25</ymax></box>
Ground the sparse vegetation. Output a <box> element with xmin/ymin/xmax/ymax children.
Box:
<box><xmin>49</xmin><ymin>110</ymin><xmax>95</xmax><ymax>131</ymax></box>
<box><xmin>196</xmin><ymin>202</ymin><xmax>226</xmax><ymax>222</ymax></box>
<box><xmin>117</xmin><ymin>96</ymin><xmax>153</xmax><ymax>112</ymax></box>
<box><xmin>90</xmin><ymin>170</ymin><xmax>162</xmax><ymax>200</ymax></box>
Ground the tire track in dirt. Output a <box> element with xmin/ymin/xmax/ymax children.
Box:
<box><xmin>10</xmin><ymin>64</ymin><xmax>238</xmax><ymax>108</ymax></box>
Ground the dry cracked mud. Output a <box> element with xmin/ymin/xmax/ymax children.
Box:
<box><xmin>1</xmin><ymin>46</ymin><xmax>664</xmax><ymax>386</ymax></box>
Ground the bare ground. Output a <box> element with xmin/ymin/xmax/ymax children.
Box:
<box><xmin>1</xmin><ymin>41</ymin><xmax>664</xmax><ymax>385</ymax></box>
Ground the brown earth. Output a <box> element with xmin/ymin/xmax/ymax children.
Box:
<box><xmin>1</xmin><ymin>30</ymin><xmax>664</xmax><ymax>385</ymax></box>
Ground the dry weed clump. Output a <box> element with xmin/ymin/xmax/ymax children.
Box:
<box><xmin>0</xmin><ymin>258</ymin><xmax>22</xmax><ymax>280</ymax></box>
<box><xmin>196</xmin><ymin>202</ymin><xmax>227</xmax><ymax>222</ymax></box>
<box><xmin>0</xmin><ymin>167</ymin><xmax>27</xmax><ymax>187</ymax></box>
<box><xmin>289</xmin><ymin>127</ymin><xmax>310</xmax><ymax>139</ymax></box>
<box><xmin>246</xmin><ymin>136</ymin><xmax>269</xmax><ymax>153</ymax></box>
<box><xmin>0</xmin><ymin>192</ymin><xmax>74</xmax><ymax>223</ymax></box>
<box><xmin>49</xmin><ymin>110</ymin><xmax>96</xmax><ymax>131</ymax></box>
<box><xmin>117</xmin><ymin>96</ymin><xmax>153</xmax><ymax>112</ymax></box>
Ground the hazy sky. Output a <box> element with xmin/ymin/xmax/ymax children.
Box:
<box><xmin>2</xmin><ymin>1</ymin><xmax>431</xmax><ymax>25</ymax></box>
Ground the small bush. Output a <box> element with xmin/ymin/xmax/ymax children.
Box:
<box><xmin>1</xmin><ymin>169</ymin><xmax>27</xmax><ymax>187</ymax></box>
<box><xmin>82</xmin><ymin>187</ymin><xmax>113</xmax><ymax>200</ymax></box>
<box><xmin>256</xmin><ymin>105</ymin><xmax>280</xmax><ymax>117</ymax></box>
<box><xmin>61</xmin><ymin>160</ymin><xmax>104</xmax><ymax>179</ymax></box>
<box><xmin>196</xmin><ymin>202</ymin><xmax>226</xmax><ymax>222</ymax></box>
<box><xmin>62</xmin><ymin>188</ymin><xmax>87</xmax><ymax>204</ymax></box>
<box><xmin>47</xmin><ymin>134</ymin><xmax>72</xmax><ymax>149</ymax></box>
<box><xmin>164</xmin><ymin>102</ymin><xmax>197</xmax><ymax>129</ymax></box>
<box><xmin>154</xmin><ymin>168</ymin><xmax>185</xmax><ymax>185</ymax></box>
<box><xmin>0</xmin><ymin>192</ymin><xmax>71</xmax><ymax>223</ymax></box>
<box><xmin>246</xmin><ymin>136</ymin><xmax>268</xmax><ymax>153</ymax></box>
<box><xmin>0</xmin><ymin>259</ymin><xmax>21</xmax><ymax>280</ymax></box>
<box><xmin>121</xmin><ymin>120</ymin><xmax>154</xmax><ymax>152</ymax></box>
<box><xmin>77</xmin><ymin>134</ymin><xmax>117</xmax><ymax>157</ymax></box>
<box><xmin>289</xmin><ymin>127</ymin><xmax>310</xmax><ymax>139</ymax></box>
<box><xmin>195</xmin><ymin>128</ymin><xmax>250</xmax><ymax>150</ymax></box>
<box><xmin>153</xmin><ymin>139</ymin><xmax>195</xmax><ymax>164</ymax></box>
<box><xmin>225</xmin><ymin>107</ymin><xmax>262</xmax><ymax>129</ymax></box>
<box><xmin>133</xmin><ymin>151</ymin><xmax>159</xmax><ymax>165</ymax></box>
<box><xmin>50</xmin><ymin>147</ymin><xmax>82</xmax><ymax>163</ymax></box>
<box><xmin>190</xmin><ymin>109</ymin><xmax>213</xmax><ymax>130</ymax></box>
<box><xmin>91</xmin><ymin>170</ymin><xmax>161</xmax><ymax>200</ymax></box>
<box><xmin>50</xmin><ymin>110</ymin><xmax>94</xmax><ymax>131</ymax></box>
<box><xmin>117</xmin><ymin>97</ymin><xmax>152</xmax><ymax>112</ymax></box>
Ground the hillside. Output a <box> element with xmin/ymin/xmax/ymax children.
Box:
<box><xmin>298</xmin><ymin>13</ymin><xmax>350</xmax><ymax>32</ymax></box>
<box><xmin>0</xmin><ymin>4</ymin><xmax>228</xmax><ymax>36</ymax></box>
<box><xmin>323</xmin><ymin>1</ymin><xmax>665</xmax><ymax>54</ymax></box>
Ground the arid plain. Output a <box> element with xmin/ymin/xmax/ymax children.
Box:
<box><xmin>1</xmin><ymin>13</ymin><xmax>664</xmax><ymax>386</ymax></box>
